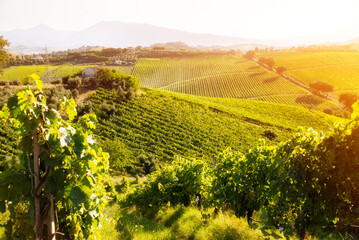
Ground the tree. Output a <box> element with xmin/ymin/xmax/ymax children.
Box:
<box><xmin>244</xmin><ymin>50</ymin><xmax>255</xmax><ymax>59</ymax></box>
<box><xmin>0</xmin><ymin>36</ymin><xmax>9</xmax><ymax>73</ymax></box>
<box><xmin>276</xmin><ymin>66</ymin><xmax>287</xmax><ymax>74</ymax></box>
<box><xmin>339</xmin><ymin>92</ymin><xmax>359</xmax><ymax>109</ymax></box>
<box><xmin>0</xmin><ymin>75</ymin><xmax>109</xmax><ymax>239</ymax></box>
<box><xmin>309</xmin><ymin>81</ymin><xmax>334</xmax><ymax>97</ymax></box>
<box><xmin>265</xmin><ymin>58</ymin><xmax>275</xmax><ymax>69</ymax></box>
<box><xmin>152</xmin><ymin>46</ymin><xmax>166</xmax><ymax>51</ymax></box>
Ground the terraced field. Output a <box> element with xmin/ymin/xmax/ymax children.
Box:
<box><xmin>259</xmin><ymin>51</ymin><xmax>359</xmax><ymax>90</ymax></box>
<box><xmin>132</xmin><ymin>56</ymin><xmax>336</xmax><ymax>110</ymax></box>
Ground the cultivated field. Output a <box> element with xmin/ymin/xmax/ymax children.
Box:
<box><xmin>132</xmin><ymin>56</ymin><xmax>336</xmax><ymax>110</ymax></box>
<box><xmin>259</xmin><ymin>51</ymin><xmax>359</xmax><ymax>90</ymax></box>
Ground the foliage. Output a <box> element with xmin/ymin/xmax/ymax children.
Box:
<box><xmin>124</xmin><ymin>157</ymin><xmax>210</xmax><ymax>213</ymax></box>
<box><xmin>309</xmin><ymin>81</ymin><xmax>334</xmax><ymax>95</ymax></box>
<box><xmin>258</xmin><ymin>57</ymin><xmax>275</xmax><ymax>68</ymax></box>
<box><xmin>67</xmin><ymin>76</ymin><xmax>82</xmax><ymax>90</ymax></box>
<box><xmin>276</xmin><ymin>66</ymin><xmax>287</xmax><ymax>74</ymax></box>
<box><xmin>97</xmin><ymin>68</ymin><xmax>140</xmax><ymax>92</ymax></box>
<box><xmin>125</xmin><ymin>100</ymin><xmax>359</xmax><ymax>238</ymax></box>
<box><xmin>43</xmin><ymin>86</ymin><xmax>74</xmax><ymax>110</ymax></box>
<box><xmin>99</xmin><ymin>138</ymin><xmax>135</xmax><ymax>173</ymax></box>
<box><xmin>89</xmin><ymin>88</ymin><xmax>301</xmax><ymax>169</ymax></box>
<box><xmin>244</xmin><ymin>50</ymin><xmax>255</xmax><ymax>59</ymax></box>
<box><xmin>339</xmin><ymin>92</ymin><xmax>359</xmax><ymax>109</ymax></box>
<box><xmin>137</xmin><ymin>154</ymin><xmax>158</xmax><ymax>175</ymax></box>
<box><xmin>62</xmin><ymin>70</ymin><xmax>82</xmax><ymax>85</ymax></box>
<box><xmin>0</xmin><ymin>36</ymin><xmax>9</xmax><ymax>73</ymax></box>
<box><xmin>0</xmin><ymin>75</ymin><xmax>109</xmax><ymax>239</ymax></box>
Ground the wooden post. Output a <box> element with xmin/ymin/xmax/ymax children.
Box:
<box><xmin>47</xmin><ymin>194</ymin><xmax>56</xmax><ymax>240</ymax></box>
<box><xmin>33</xmin><ymin>128</ymin><xmax>41</xmax><ymax>240</ymax></box>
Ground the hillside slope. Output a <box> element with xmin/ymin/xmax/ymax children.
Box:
<box><xmin>132</xmin><ymin>55</ymin><xmax>336</xmax><ymax>110</ymax></box>
<box><xmin>87</xmin><ymin>88</ymin><xmax>341</xmax><ymax>168</ymax></box>
<box><xmin>259</xmin><ymin>51</ymin><xmax>359</xmax><ymax>90</ymax></box>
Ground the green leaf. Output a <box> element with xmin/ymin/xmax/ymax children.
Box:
<box><xmin>0</xmin><ymin>105</ymin><xmax>9</xmax><ymax>119</ymax></box>
<box><xmin>13</xmin><ymin>163</ymin><xmax>26</xmax><ymax>170</ymax></box>
<box><xmin>351</xmin><ymin>101</ymin><xmax>359</xmax><ymax>119</ymax></box>
<box><xmin>24</xmin><ymin>74</ymin><xmax>41</xmax><ymax>90</ymax></box>
<box><xmin>40</xmin><ymin>151</ymin><xmax>56</xmax><ymax>167</ymax></box>
<box><xmin>70</xmin><ymin>185</ymin><xmax>88</xmax><ymax>207</ymax></box>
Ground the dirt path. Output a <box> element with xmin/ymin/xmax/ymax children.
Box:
<box><xmin>76</xmin><ymin>89</ymin><xmax>97</xmax><ymax>104</ymax></box>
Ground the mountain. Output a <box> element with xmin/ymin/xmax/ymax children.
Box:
<box><xmin>1</xmin><ymin>24</ymin><xmax>74</xmax><ymax>48</ymax></box>
<box><xmin>1</xmin><ymin>21</ymin><xmax>268</xmax><ymax>53</ymax></box>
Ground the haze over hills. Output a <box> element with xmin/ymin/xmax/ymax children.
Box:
<box><xmin>1</xmin><ymin>21</ymin><xmax>358</xmax><ymax>54</ymax></box>
<box><xmin>0</xmin><ymin>21</ymin><xmax>269</xmax><ymax>54</ymax></box>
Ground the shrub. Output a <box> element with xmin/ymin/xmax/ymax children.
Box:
<box><xmin>67</xmin><ymin>76</ymin><xmax>82</xmax><ymax>90</ymax></box>
<box><xmin>10</xmin><ymin>80</ymin><xmax>22</xmax><ymax>86</ymax></box>
<box><xmin>125</xmin><ymin>157</ymin><xmax>210</xmax><ymax>212</ymax></box>
<box><xmin>263</xmin><ymin>130</ymin><xmax>277</xmax><ymax>140</ymax></box>
<box><xmin>99</xmin><ymin>138</ymin><xmax>135</xmax><ymax>173</ymax></box>
<box><xmin>137</xmin><ymin>154</ymin><xmax>158</xmax><ymax>175</ymax></box>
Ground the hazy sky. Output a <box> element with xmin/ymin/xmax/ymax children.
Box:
<box><xmin>1</xmin><ymin>0</ymin><xmax>359</xmax><ymax>40</ymax></box>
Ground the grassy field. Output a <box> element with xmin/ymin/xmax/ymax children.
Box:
<box><xmin>258</xmin><ymin>51</ymin><xmax>359</xmax><ymax>90</ymax></box>
<box><xmin>89</xmin><ymin>88</ymin><xmax>341</xmax><ymax>166</ymax></box>
<box><xmin>132</xmin><ymin>56</ymin><xmax>336</xmax><ymax>110</ymax></box>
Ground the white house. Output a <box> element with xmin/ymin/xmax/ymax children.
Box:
<box><xmin>114</xmin><ymin>60</ymin><xmax>122</xmax><ymax>65</ymax></box>
<box><xmin>34</xmin><ymin>56</ymin><xmax>44</xmax><ymax>61</ymax></box>
<box><xmin>82</xmin><ymin>67</ymin><xmax>98</xmax><ymax>77</ymax></box>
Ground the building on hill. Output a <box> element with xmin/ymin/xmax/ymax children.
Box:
<box><xmin>82</xmin><ymin>67</ymin><xmax>99</xmax><ymax>77</ymax></box>
<box><xmin>114</xmin><ymin>59</ymin><xmax>122</xmax><ymax>65</ymax></box>
<box><xmin>34</xmin><ymin>56</ymin><xmax>44</xmax><ymax>61</ymax></box>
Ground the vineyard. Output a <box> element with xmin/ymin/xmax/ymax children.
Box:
<box><xmin>0</xmin><ymin>64</ymin><xmax>134</xmax><ymax>83</ymax></box>
<box><xmin>0</xmin><ymin>65</ymin><xmax>58</xmax><ymax>82</ymax></box>
<box><xmin>258</xmin><ymin>51</ymin><xmax>359</xmax><ymax>90</ymax></box>
<box><xmin>132</xmin><ymin>56</ymin><xmax>335</xmax><ymax>110</ymax></box>
<box><xmin>88</xmin><ymin>88</ymin><xmax>340</xmax><ymax>167</ymax></box>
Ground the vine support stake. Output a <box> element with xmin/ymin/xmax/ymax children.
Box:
<box><xmin>47</xmin><ymin>193</ymin><xmax>56</xmax><ymax>240</ymax></box>
<box><xmin>33</xmin><ymin>127</ymin><xmax>41</xmax><ymax>240</ymax></box>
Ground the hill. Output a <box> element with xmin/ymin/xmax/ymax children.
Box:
<box><xmin>1</xmin><ymin>22</ymin><xmax>267</xmax><ymax>52</ymax></box>
<box><xmin>258</xmin><ymin>51</ymin><xmax>359</xmax><ymax>91</ymax></box>
<box><xmin>84</xmin><ymin>88</ymin><xmax>341</xmax><ymax>172</ymax></box>
<box><xmin>132</xmin><ymin>55</ymin><xmax>337</xmax><ymax>110</ymax></box>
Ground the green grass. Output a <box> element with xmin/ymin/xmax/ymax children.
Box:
<box><xmin>90</xmin><ymin>88</ymin><xmax>341</xmax><ymax>165</ymax></box>
<box><xmin>259</xmin><ymin>51</ymin><xmax>359</xmax><ymax>90</ymax></box>
<box><xmin>113</xmin><ymin>205</ymin><xmax>268</xmax><ymax>240</ymax></box>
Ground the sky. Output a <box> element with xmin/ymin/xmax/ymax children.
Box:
<box><xmin>1</xmin><ymin>0</ymin><xmax>359</xmax><ymax>41</ymax></box>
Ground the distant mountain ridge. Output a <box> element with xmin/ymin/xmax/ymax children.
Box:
<box><xmin>0</xmin><ymin>21</ymin><xmax>268</xmax><ymax>53</ymax></box>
